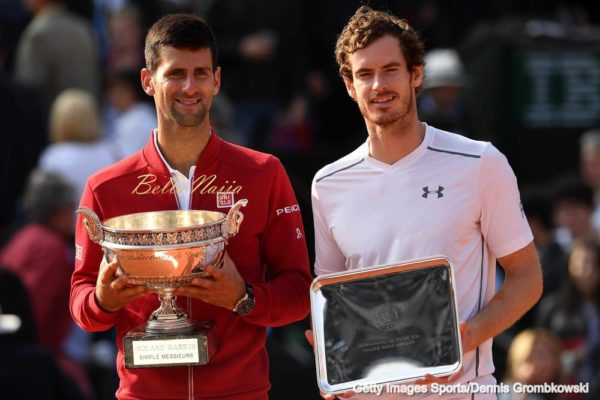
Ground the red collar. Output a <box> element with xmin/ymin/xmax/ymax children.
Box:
<box><xmin>142</xmin><ymin>129</ymin><xmax>224</xmax><ymax>177</ymax></box>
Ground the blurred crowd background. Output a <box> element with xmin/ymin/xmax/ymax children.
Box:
<box><xmin>1</xmin><ymin>0</ymin><xmax>600</xmax><ymax>399</ymax></box>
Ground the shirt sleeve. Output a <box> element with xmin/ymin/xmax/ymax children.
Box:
<box><xmin>479</xmin><ymin>144</ymin><xmax>533</xmax><ymax>258</ymax></box>
<box><xmin>241</xmin><ymin>158</ymin><xmax>312</xmax><ymax>327</ymax></box>
<box><xmin>311</xmin><ymin>178</ymin><xmax>346</xmax><ymax>276</ymax></box>
<box><xmin>69</xmin><ymin>182</ymin><xmax>120</xmax><ymax>331</ymax></box>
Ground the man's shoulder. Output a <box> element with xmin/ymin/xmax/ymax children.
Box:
<box><xmin>29</xmin><ymin>8</ymin><xmax>86</xmax><ymax>35</ymax></box>
<box><xmin>427</xmin><ymin>126</ymin><xmax>491</xmax><ymax>159</ymax></box>
<box><xmin>220</xmin><ymin>140</ymin><xmax>282</xmax><ymax>175</ymax></box>
<box><xmin>313</xmin><ymin>144</ymin><xmax>366</xmax><ymax>185</ymax></box>
<box><xmin>87</xmin><ymin>151</ymin><xmax>146</xmax><ymax>191</ymax></box>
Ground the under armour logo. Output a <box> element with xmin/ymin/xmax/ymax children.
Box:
<box><xmin>422</xmin><ymin>186</ymin><xmax>444</xmax><ymax>198</ymax></box>
<box><xmin>296</xmin><ymin>228</ymin><xmax>303</xmax><ymax>239</ymax></box>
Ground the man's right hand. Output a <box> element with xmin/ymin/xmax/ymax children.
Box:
<box><xmin>305</xmin><ymin>330</ymin><xmax>355</xmax><ymax>400</ymax></box>
<box><xmin>95</xmin><ymin>258</ymin><xmax>151</xmax><ymax>312</ymax></box>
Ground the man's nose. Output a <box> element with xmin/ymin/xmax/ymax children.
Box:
<box><xmin>372</xmin><ymin>72</ymin><xmax>387</xmax><ymax>91</ymax></box>
<box><xmin>182</xmin><ymin>74</ymin><xmax>198</xmax><ymax>93</ymax></box>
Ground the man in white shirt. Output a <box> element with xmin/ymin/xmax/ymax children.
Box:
<box><xmin>308</xmin><ymin>6</ymin><xmax>542</xmax><ymax>400</ymax></box>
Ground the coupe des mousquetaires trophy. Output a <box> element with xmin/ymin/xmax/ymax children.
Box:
<box><xmin>77</xmin><ymin>199</ymin><xmax>248</xmax><ymax>368</ymax></box>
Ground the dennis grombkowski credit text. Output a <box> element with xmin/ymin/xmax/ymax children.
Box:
<box><xmin>352</xmin><ymin>382</ymin><xmax>590</xmax><ymax>396</ymax></box>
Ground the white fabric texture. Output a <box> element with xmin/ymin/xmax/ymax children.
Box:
<box><xmin>112</xmin><ymin>103</ymin><xmax>157</xmax><ymax>158</ymax></box>
<box><xmin>38</xmin><ymin>141</ymin><xmax>118</xmax><ymax>202</ymax></box>
<box><xmin>153</xmin><ymin>130</ymin><xmax>195</xmax><ymax>211</ymax></box>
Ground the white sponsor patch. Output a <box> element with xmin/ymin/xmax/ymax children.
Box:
<box><xmin>216</xmin><ymin>192</ymin><xmax>235</xmax><ymax>208</ymax></box>
<box><xmin>75</xmin><ymin>244</ymin><xmax>83</xmax><ymax>260</ymax></box>
<box><xmin>276</xmin><ymin>204</ymin><xmax>300</xmax><ymax>216</ymax></box>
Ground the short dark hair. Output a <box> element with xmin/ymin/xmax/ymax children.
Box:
<box><xmin>552</xmin><ymin>175</ymin><xmax>594</xmax><ymax>209</ymax></box>
<box><xmin>335</xmin><ymin>6</ymin><xmax>425</xmax><ymax>83</ymax></box>
<box><xmin>23</xmin><ymin>170</ymin><xmax>75</xmax><ymax>224</ymax></box>
<box><xmin>106</xmin><ymin>69</ymin><xmax>147</xmax><ymax>102</ymax></box>
<box><xmin>521</xmin><ymin>185</ymin><xmax>554</xmax><ymax>230</ymax></box>
<box><xmin>144</xmin><ymin>14</ymin><xmax>218</xmax><ymax>73</ymax></box>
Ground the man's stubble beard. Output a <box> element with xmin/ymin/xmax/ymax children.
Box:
<box><xmin>362</xmin><ymin>88</ymin><xmax>415</xmax><ymax>130</ymax></box>
<box><xmin>170</xmin><ymin>101</ymin><xmax>209</xmax><ymax>128</ymax></box>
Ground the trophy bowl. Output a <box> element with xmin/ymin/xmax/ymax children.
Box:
<box><xmin>76</xmin><ymin>199</ymin><xmax>248</xmax><ymax>335</ymax></box>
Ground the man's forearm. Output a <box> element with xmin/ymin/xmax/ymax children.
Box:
<box><xmin>463</xmin><ymin>245</ymin><xmax>542</xmax><ymax>353</ymax></box>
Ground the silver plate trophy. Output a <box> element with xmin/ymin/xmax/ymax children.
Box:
<box><xmin>77</xmin><ymin>199</ymin><xmax>248</xmax><ymax>368</ymax></box>
<box><xmin>310</xmin><ymin>256</ymin><xmax>462</xmax><ymax>395</ymax></box>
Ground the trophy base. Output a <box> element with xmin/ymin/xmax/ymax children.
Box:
<box><xmin>145</xmin><ymin>315</ymin><xmax>196</xmax><ymax>335</ymax></box>
<box><xmin>123</xmin><ymin>322</ymin><xmax>216</xmax><ymax>369</ymax></box>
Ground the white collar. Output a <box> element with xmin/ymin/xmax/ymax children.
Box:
<box><xmin>152</xmin><ymin>129</ymin><xmax>196</xmax><ymax>179</ymax></box>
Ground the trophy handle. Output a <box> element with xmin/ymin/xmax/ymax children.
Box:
<box><xmin>76</xmin><ymin>207</ymin><xmax>105</xmax><ymax>243</ymax></box>
<box><xmin>223</xmin><ymin>199</ymin><xmax>248</xmax><ymax>240</ymax></box>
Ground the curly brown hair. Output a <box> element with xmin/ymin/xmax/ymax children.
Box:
<box><xmin>335</xmin><ymin>6</ymin><xmax>425</xmax><ymax>81</ymax></box>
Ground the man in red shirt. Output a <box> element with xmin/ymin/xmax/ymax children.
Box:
<box><xmin>70</xmin><ymin>14</ymin><xmax>312</xmax><ymax>399</ymax></box>
<box><xmin>1</xmin><ymin>170</ymin><xmax>91</xmax><ymax>397</ymax></box>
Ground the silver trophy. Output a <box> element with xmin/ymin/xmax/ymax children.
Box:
<box><xmin>76</xmin><ymin>199</ymin><xmax>248</xmax><ymax>368</ymax></box>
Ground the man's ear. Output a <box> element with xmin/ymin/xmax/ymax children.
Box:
<box><xmin>213</xmin><ymin>66</ymin><xmax>221</xmax><ymax>96</ymax></box>
<box><xmin>141</xmin><ymin>68</ymin><xmax>154</xmax><ymax>96</ymax></box>
<box><xmin>411</xmin><ymin>64</ymin><xmax>424</xmax><ymax>88</ymax></box>
<box><xmin>343</xmin><ymin>76</ymin><xmax>356</xmax><ymax>101</ymax></box>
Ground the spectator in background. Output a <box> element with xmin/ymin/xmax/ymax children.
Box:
<box><xmin>0</xmin><ymin>42</ymin><xmax>46</xmax><ymax>245</ymax></box>
<box><xmin>106</xmin><ymin>5</ymin><xmax>145</xmax><ymax>72</ymax></box>
<box><xmin>0</xmin><ymin>170</ymin><xmax>91</xmax><ymax>398</ymax></box>
<box><xmin>499</xmin><ymin>329</ymin><xmax>564</xmax><ymax>400</ymax></box>
<box><xmin>269</xmin><ymin>95</ymin><xmax>313</xmax><ymax>152</ymax></box>
<box><xmin>207</xmin><ymin>0</ymin><xmax>308</xmax><ymax>149</ymax></box>
<box><xmin>580</xmin><ymin>128</ymin><xmax>600</xmax><ymax>233</ymax></box>
<box><xmin>551</xmin><ymin>176</ymin><xmax>596</xmax><ymax>251</ymax></box>
<box><xmin>507</xmin><ymin>185</ymin><xmax>568</xmax><ymax>334</ymax></box>
<box><xmin>418</xmin><ymin>48</ymin><xmax>470</xmax><ymax>136</ymax></box>
<box><xmin>522</xmin><ymin>185</ymin><xmax>567</xmax><ymax>300</ymax></box>
<box><xmin>0</xmin><ymin>266</ymin><xmax>84</xmax><ymax>400</ymax></box>
<box><xmin>38</xmin><ymin>89</ymin><xmax>118</xmax><ymax>201</ymax></box>
<box><xmin>537</xmin><ymin>235</ymin><xmax>600</xmax><ymax>385</ymax></box>
<box><xmin>14</xmin><ymin>0</ymin><xmax>100</xmax><ymax>116</ymax></box>
<box><xmin>105</xmin><ymin>69</ymin><xmax>157</xmax><ymax>157</ymax></box>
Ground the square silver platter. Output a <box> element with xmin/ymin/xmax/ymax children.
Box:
<box><xmin>310</xmin><ymin>256</ymin><xmax>463</xmax><ymax>395</ymax></box>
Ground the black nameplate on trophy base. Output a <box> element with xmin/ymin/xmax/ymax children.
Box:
<box><xmin>123</xmin><ymin>323</ymin><xmax>216</xmax><ymax>369</ymax></box>
<box><xmin>310</xmin><ymin>257</ymin><xmax>463</xmax><ymax>394</ymax></box>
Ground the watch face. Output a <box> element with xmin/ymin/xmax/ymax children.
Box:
<box><xmin>235</xmin><ymin>297</ymin><xmax>255</xmax><ymax>315</ymax></box>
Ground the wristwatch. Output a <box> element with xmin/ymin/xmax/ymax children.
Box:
<box><xmin>232</xmin><ymin>283</ymin><xmax>255</xmax><ymax>315</ymax></box>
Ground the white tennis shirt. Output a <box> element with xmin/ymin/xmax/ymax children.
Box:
<box><xmin>312</xmin><ymin>124</ymin><xmax>533</xmax><ymax>399</ymax></box>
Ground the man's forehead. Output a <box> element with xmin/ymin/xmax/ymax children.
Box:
<box><xmin>156</xmin><ymin>46</ymin><xmax>214</xmax><ymax>70</ymax></box>
<box><xmin>349</xmin><ymin>35</ymin><xmax>406</xmax><ymax>70</ymax></box>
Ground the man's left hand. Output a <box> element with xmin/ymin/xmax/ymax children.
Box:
<box><xmin>414</xmin><ymin>322</ymin><xmax>469</xmax><ymax>385</ymax></box>
<box><xmin>174</xmin><ymin>253</ymin><xmax>246</xmax><ymax>311</ymax></box>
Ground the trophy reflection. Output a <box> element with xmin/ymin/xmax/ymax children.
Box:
<box><xmin>77</xmin><ymin>199</ymin><xmax>248</xmax><ymax>368</ymax></box>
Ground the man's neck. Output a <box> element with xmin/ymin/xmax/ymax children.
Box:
<box><xmin>156</xmin><ymin>120</ymin><xmax>211</xmax><ymax>175</ymax></box>
<box><xmin>366</xmin><ymin>118</ymin><xmax>425</xmax><ymax>165</ymax></box>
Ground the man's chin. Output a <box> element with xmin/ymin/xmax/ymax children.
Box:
<box><xmin>366</xmin><ymin>115</ymin><xmax>403</xmax><ymax>126</ymax></box>
<box><xmin>172</xmin><ymin>112</ymin><xmax>208</xmax><ymax>128</ymax></box>
<box><xmin>176</xmin><ymin>120</ymin><xmax>204</xmax><ymax>128</ymax></box>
